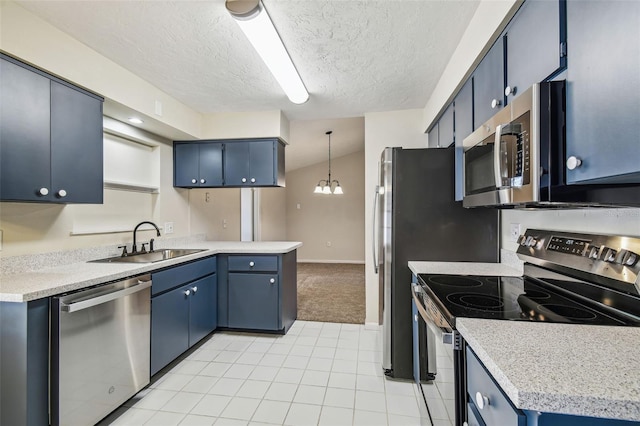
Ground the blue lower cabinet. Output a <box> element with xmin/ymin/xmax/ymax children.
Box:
<box><xmin>525</xmin><ymin>411</ymin><xmax>640</xmax><ymax>426</ymax></box>
<box><xmin>151</xmin><ymin>256</ymin><xmax>218</xmax><ymax>376</ymax></box>
<box><xmin>189</xmin><ymin>274</ymin><xmax>217</xmax><ymax>345</ymax></box>
<box><xmin>151</xmin><ymin>285</ymin><xmax>191</xmax><ymax>375</ymax></box>
<box><xmin>228</xmin><ymin>273</ymin><xmax>279</xmax><ymax>330</ymax></box>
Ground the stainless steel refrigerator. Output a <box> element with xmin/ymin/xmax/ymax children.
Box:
<box><xmin>373</xmin><ymin>147</ymin><xmax>499</xmax><ymax>380</ymax></box>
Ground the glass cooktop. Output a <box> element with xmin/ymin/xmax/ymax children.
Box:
<box><xmin>416</xmin><ymin>273</ymin><xmax>639</xmax><ymax>327</ymax></box>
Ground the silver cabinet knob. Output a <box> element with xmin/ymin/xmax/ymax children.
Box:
<box><xmin>475</xmin><ymin>391</ymin><xmax>490</xmax><ymax>410</ymax></box>
<box><xmin>251</xmin><ymin>178</ymin><xmax>256</xmax><ymax>183</ymax></box>
<box><xmin>191</xmin><ymin>286</ymin><xmax>198</xmax><ymax>293</ymax></box>
<box><xmin>249</xmin><ymin>261</ymin><xmax>255</xmax><ymax>267</ymax></box>
<box><xmin>463</xmin><ymin>423</ymin><xmax>469</xmax><ymax>426</ymax></box>
<box><xmin>184</xmin><ymin>289</ymin><xmax>191</xmax><ymax>296</ymax></box>
<box><xmin>38</xmin><ymin>187</ymin><xmax>49</xmax><ymax>196</ymax></box>
<box><xmin>504</xmin><ymin>86</ymin><xmax>516</xmax><ymax>96</ymax></box>
<box><xmin>491</xmin><ymin>99</ymin><xmax>501</xmax><ymax>109</ymax></box>
<box><xmin>57</xmin><ymin>189</ymin><xmax>67</xmax><ymax>198</ymax></box>
<box><xmin>200</xmin><ymin>178</ymin><xmax>206</xmax><ymax>184</ymax></box>
<box><xmin>191</xmin><ymin>178</ymin><xmax>197</xmax><ymax>184</ymax></box>
<box><xmin>414</xmin><ymin>314</ymin><xmax>418</xmax><ymax>322</ymax></box>
<box><xmin>269</xmin><ymin>278</ymin><xmax>275</xmax><ymax>284</ymax></box>
<box><xmin>566</xmin><ymin>156</ymin><xmax>582</xmax><ymax>170</ymax></box>
<box><xmin>242</xmin><ymin>178</ymin><xmax>247</xmax><ymax>183</ymax></box>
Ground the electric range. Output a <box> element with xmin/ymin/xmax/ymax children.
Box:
<box><xmin>411</xmin><ymin>229</ymin><xmax>640</xmax><ymax>426</ymax></box>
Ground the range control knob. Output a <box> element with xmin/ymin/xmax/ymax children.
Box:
<box><xmin>620</xmin><ymin>250</ymin><xmax>639</xmax><ymax>267</ymax></box>
<box><xmin>525</xmin><ymin>236</ymin><xmax>538</xmax><ymax>247</ymax></box>
<box><xmin>601</xmin><ymin>247</ymin><xmax>617</xmax><ymax>262</ymax></box>
<box><xmin>517</xmin><ymin>235</ymin><xmax>528</xmax><ymax>246</ymax></box>
<box><xmin>585</xmin><ymin>245</ymin><xmax>600</xmax><ymax>260</ymax></box>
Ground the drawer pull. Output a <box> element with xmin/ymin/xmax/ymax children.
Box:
<box><xmin>475</xmin><ymin>391</ymin><xmax>490</xmax><ymax>410</ymax></box>
<box><xmin>191</xmin><ymin>286</ymin><xmax>198</xmax><ymax>293</ymax></box>
<box><xmin>184</xmin><ymin>289</ymin><xmax>191</xmax><ymax>296</ymax></box>
<box><xmin>269</xmin><ymin>278</ymin><xmax>275</xmax><ymax>284</ymax></box>
<box><xmin>249</xmin><ymin>261</ymin><xmax>255</xmax><ymax>267</ymax></box>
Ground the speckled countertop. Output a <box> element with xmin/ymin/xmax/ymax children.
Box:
<box><xmin>457</xmin><ymin>318</ymin><xmax>640</xmax><ymax>421</ymax></box>
<box><xmin>0</xmin><ymin>241</ymin><xmax>301</xmax><ymax>302</ymax></box>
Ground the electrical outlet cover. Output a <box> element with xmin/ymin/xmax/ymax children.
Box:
<box><xmin>509</xmin><ymin>223</ymin><xmax>521</xmax><ymax>242</ymax></box>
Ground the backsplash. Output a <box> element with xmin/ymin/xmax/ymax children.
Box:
<box><xmin>0</xmin><ymin>234</ymin><xmax>206</xmax><ymax>275</ymax></box>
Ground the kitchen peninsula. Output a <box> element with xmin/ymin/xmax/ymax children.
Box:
<box><xmin>0</xmin><ymin>239</ymin><xmax>301</xmax><ymax>426</ymax></box>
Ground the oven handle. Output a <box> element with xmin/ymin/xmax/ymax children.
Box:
<box><xmin>411</xmin><ymin>284</ymin><xmax>453</xmax><ymax>340</ymax></box>
<box><xmin>494</xmin><ymin>124</ymin><xmax>505</xmax><ymax>189</ymax></box>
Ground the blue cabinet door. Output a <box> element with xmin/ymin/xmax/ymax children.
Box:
<box><xmin>50</xmin><ymin>81</ymin><xmax>103</xmax><ymax>203</ymax></box>
<box><xmin>223</xmin><ymin>141</ymin><xmax>250</xmax><ymax>186</ymax></box>
<box><xmin>565</xmin><ymin>1</ymin><xmax>640</xmax><ymax>184</ymax></box>
<box><xmin>199</xmin><ymin>142</ymin><xmax>223</xmax><ymax>187</ymax></box>
<box><xmin>439</xmin><ymin>104</ymin><xmax>455</xmax><ymax>149</ymax></box>
<box><xmin>189</xmin><ymin>274</ymin><xmax>217</xmax><ymax>346</ymax></box>
<box><xmin>473</xmin><ymin>37</ymin><xmax>505</xmax><ymax>129</ymax></box>
<box><xmin>151</xmin><ymin>285</ymin><xmax>190</xmax><ymax>375</ymax></box>
<box><xmin>248</xmin><ymin>140</ymin><xmax>275</xmax><ymax>185</ymax></box>
<box><xmin>454</xmin><ymin>78</ymin><xmax>473</xmax><ymax>201</ymax></box>
<box><xmin>0</xmin><ymin>57</ymin><xmax>51</xmax><ymax>202</ymax></box>
<box><xmin>504</xmin><ymin>0</ymin><xmax>562</xmax><ymax>104</ymax></box>
<box><xmin>174</xmin><ymin>143</ymin><xmax>200</xmax><ymax>187</ymax></box>
<box><xmin>228</xmin><ymin>273</ymin><xmax>279</xmax><ymax>330</ymax></box>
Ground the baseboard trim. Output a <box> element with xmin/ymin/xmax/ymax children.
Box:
<box><xmin>297</xmin><ymin>259</ymin><xmax>365</xmax><ymax>264</ymax></box>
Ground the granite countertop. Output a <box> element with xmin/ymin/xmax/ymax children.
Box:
<box><xmin>457</xmin><ymin>318</ymin><xmax>640</xmax><ymax>421</ymax></box>
<box><xmin>0</xmin><ymin>241</ymin><xmax>302</xmax><ymax>302</ymax></box>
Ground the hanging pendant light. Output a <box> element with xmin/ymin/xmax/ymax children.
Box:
<box><xmin>313</xmin><ymin>131</ymin><xmax>344</xmax><ymax>195</ymax></box>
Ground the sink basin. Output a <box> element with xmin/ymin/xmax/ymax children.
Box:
<box><xmin>91</xmin><ymin>248</ymin><xmax>207</xmax><ymax>264</ymax></box>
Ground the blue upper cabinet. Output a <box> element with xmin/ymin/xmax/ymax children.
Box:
<box><xmin>439</xmin><ymin>104</ymin><xmax>455</xmax><ymax>149</ymax></box>
<box><xmin>565</xmin><ymin>1</ymin><xmax>640</xmax><ymax>184</ymax></box>
<box><xmin>504</xmin><ymin>0</ymin><xmax>563</xmax><ymax>105</ymax></box>
<box><xmin>224</xmin><ymin>139</ymin><xmax>285</xmax><ymax>187</ymax></box>
<box><xmin>454</xmin><ymin>79</ymin><xmax>473</xmax><ymax>201</ymax></box>
<box><xmin>174</xmin><ymin>141</ymin><xmax>223</xmax><ymax>187</ymax></box>
<box><xmin>0</xmin><ymin>54</ymin><xmax>104</xmax><ymax>203</ymax></box>
<box><xmin>427</xmin><ymin>122</ymin><xmax>439</xmax><ymax>148</ymax></box>
<box><xmin>473</xmin><ymin>36</ymin><xmax>505</xmax><ymax>130</ymax></box>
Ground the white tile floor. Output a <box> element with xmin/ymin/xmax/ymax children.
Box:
<box><xmin>101</xmin><ymin>320</ymin><xmax>453</xmax><ymax>426</ymax></box>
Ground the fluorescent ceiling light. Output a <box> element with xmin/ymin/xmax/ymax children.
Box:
<box><xmin>226</xmin><ymin>0</ymin><xmax>309</xmax><ymax>104</ymax></box>
<box><xmin>128</xmin><ymin>117</ymin><xmax>144</xmax><ymax>124</ymax></box>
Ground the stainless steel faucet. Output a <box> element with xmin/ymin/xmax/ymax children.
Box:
<box><xmin>132</xmin><ymin>221</ymin><xmax>161</xmax><ymax>253</ymax></box>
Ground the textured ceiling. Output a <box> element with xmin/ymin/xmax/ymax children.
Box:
<box><xmin>15</xmin><ymin>0</ymin><xmax>480</xmax><ymax>169</ymax></box>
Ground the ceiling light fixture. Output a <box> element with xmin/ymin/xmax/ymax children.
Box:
<box><xmin>225</xmin><ymin>0</ymin><xmax>309</xmax><ymax>104</ymax></box>
<box><xmin>314</xmin><ymin>131</ymin><xmax>343</xmax><ymax>195</ymax></box>
<box><xmin>128</xmin><ymin>117</ymin><xmax>144</xmax><ymax>124</ymax></box>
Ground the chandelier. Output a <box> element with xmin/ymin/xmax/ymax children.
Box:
<box><xmin>313</xmin><ymin>131</ymin><xmax>343</xmax><ymax>195</ymax></box>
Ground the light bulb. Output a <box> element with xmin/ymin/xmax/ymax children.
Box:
<box><xmin>322</xmin><ymin>185</ymin><xmax>331</xmax><ymax>194</ymax></box>
<box><xmin>333</xmin><ymin>185</ymin><xmax>343</xmax><ymax>195</ymax></box>
<box><xmin>314</xmin><ymin>185</ymin><xmax>323</xmax><ymax>194</ymax></box>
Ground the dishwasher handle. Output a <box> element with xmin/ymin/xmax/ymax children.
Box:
<box><xmin>60</xmin><ymin>279</ymin><xmax>152</xmax><ymax>313</ymax></box>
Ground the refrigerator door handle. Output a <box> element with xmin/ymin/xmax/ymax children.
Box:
<box><xmin>372</xmin><ymin>185</ymin><xmax>380</xmax><ymax>274</ymax></box>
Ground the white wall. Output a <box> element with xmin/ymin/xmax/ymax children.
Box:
<box><xmin>363</xmin><ymin>109</ymin><xmax>428</xmax><ymax>324</ymax></box>
<box><xmin>286</xmin><ymin>151</ymin><xmax>365</xmax><ymax>262</ymax></box>
<box><xmin>201</xmin><ymin>111</ymin><xmax>290</xmax><ymax>142</ymax></box>
<box><xmin>258</xmin><ymin>188</ymin><xmax>288</xmax><ymax>241</ymax></box>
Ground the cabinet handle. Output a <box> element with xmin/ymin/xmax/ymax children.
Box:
<box><xmin>249</xmin><ymin>261</ymin><xmax>255</xmax><ymax>267</ymax></box>
<box><xmin>566</xmin><ymin>156</ymin><xmax>583</xmax><ymax>170</ymax></box>
<box><xmin>57</xmin><ymin>189</ymin><xmax>67</xmax><ymax>198</ymax></box>
<box><xmin>191</xmin><ymin>178</ymin><xmax>197</xmax><ymax>184</ymax></box>
<box><xmin>184</xmin><ymin>289</ymin><xmax>191</xmax><ymax>296</ymax></box>
<box><xmin>504</xmin><ymin>86</ymin><xmax>516</xmax><ymax>97</ymax></box>
<box><xmin>38</xmin><ymin>187</ymin><xmax>49</xmax><ymax>196</ymax></box>
<box><xmin>475</xmin><ymin>391</ymin><xmax>490</xmax><ymax>410</ymax></box>
<box><xmin>242</xmin><ymin>177</ymin><xmax>247</xmax><ymax>183</ymax></box>
<box><xmin>200</xmin><ymin>178</ymin><xmax>206</xmax><ymax>184</ymax></box>
<box><xmin>251</xmin><ymin>177</ymin><xmax>256</xmax><ymax>183</ymax></box>
<box><xmin>269</xmin><ymin>278</ymin><xmax>275</xmax><ymax>284</ymax></box>
<box><xmin>491</xmin><ymin>99</ymin><xmax>501</xmax><ymax>109</ymax></box>
<box><xmin>191</xmin><ymin>286</ymin><xmax>198</xmax><ymax>293</ymax></box>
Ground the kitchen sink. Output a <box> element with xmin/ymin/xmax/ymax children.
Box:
<box><xmin>90</xmin><ymin>248</ymin><xmax>207</xmax><ymax>264</ymax></box>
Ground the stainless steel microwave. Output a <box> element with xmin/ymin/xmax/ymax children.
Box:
<box><xmin>462</xmin><ymin>80</ymin><xmax>640</xmax><ymax>208</ymax></box>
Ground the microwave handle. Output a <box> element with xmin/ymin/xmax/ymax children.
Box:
<box><xmin>494</xmin><ymin>124</ymin><xmax>504</xmax><ymax>188</ymax></box>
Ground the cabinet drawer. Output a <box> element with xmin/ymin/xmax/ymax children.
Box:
<box><xmin>228</xmin><ymin>255</ymin><xmax>278</xmax><ymax>272</ymax></box>
<box><xmin>152</xmin><ymin>257</ymin><xmax>216</xmax><ymax>296</ymax></box>
<box><xmin>466</xmin><ymin>347</ymin><xmax>525</xmax><ymax>426</ymax></box>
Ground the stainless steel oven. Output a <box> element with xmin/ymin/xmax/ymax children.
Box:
<box><xmin>462</xmin><ymin>80</ymin><xmax>640</xmax><ymax>208</ymax></box>
<box><xmin>413</xmin><ymin>229</ymin><xmax>640</xmax><ymax>426</ymax></box>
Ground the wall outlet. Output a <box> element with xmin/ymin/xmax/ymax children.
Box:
<box><xmin>205</xmin><ymin>192</ymin><xmax>211</xmax><ymax>203</ymax></box>
<box><xmin>223</xmin><ymin>219</ymin><xmax>228</xmax><ymax>229</ymax></box>
<box><xmin>296</xmin><ymin>203</ymin><xmax>301</xmax><ymax>210</ymax></box>
<box><xmin>164</xmin><ymin>222</ymin><xmax>174</xmax><ymax>234</ymax></box>
<box><xmin>326</xmin><ymin>241</ymin><xmax>332</xmax><ymax>247</ymax></box>
<box><xmin>509</xmin><ymin>223</ymin><xmax>521</xmax><ymax>242</ymax></box>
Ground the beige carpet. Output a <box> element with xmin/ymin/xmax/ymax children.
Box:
<box><xmin>296</xmin><ymin>263</ymin><xmax>366</xmax><ymax>324</ymax></box>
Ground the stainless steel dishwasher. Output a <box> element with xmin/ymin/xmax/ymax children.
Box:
<box><xmin>51</xmin><ymin>274</ymin><xmax>151</xmax><ymax>426</ymax></box>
